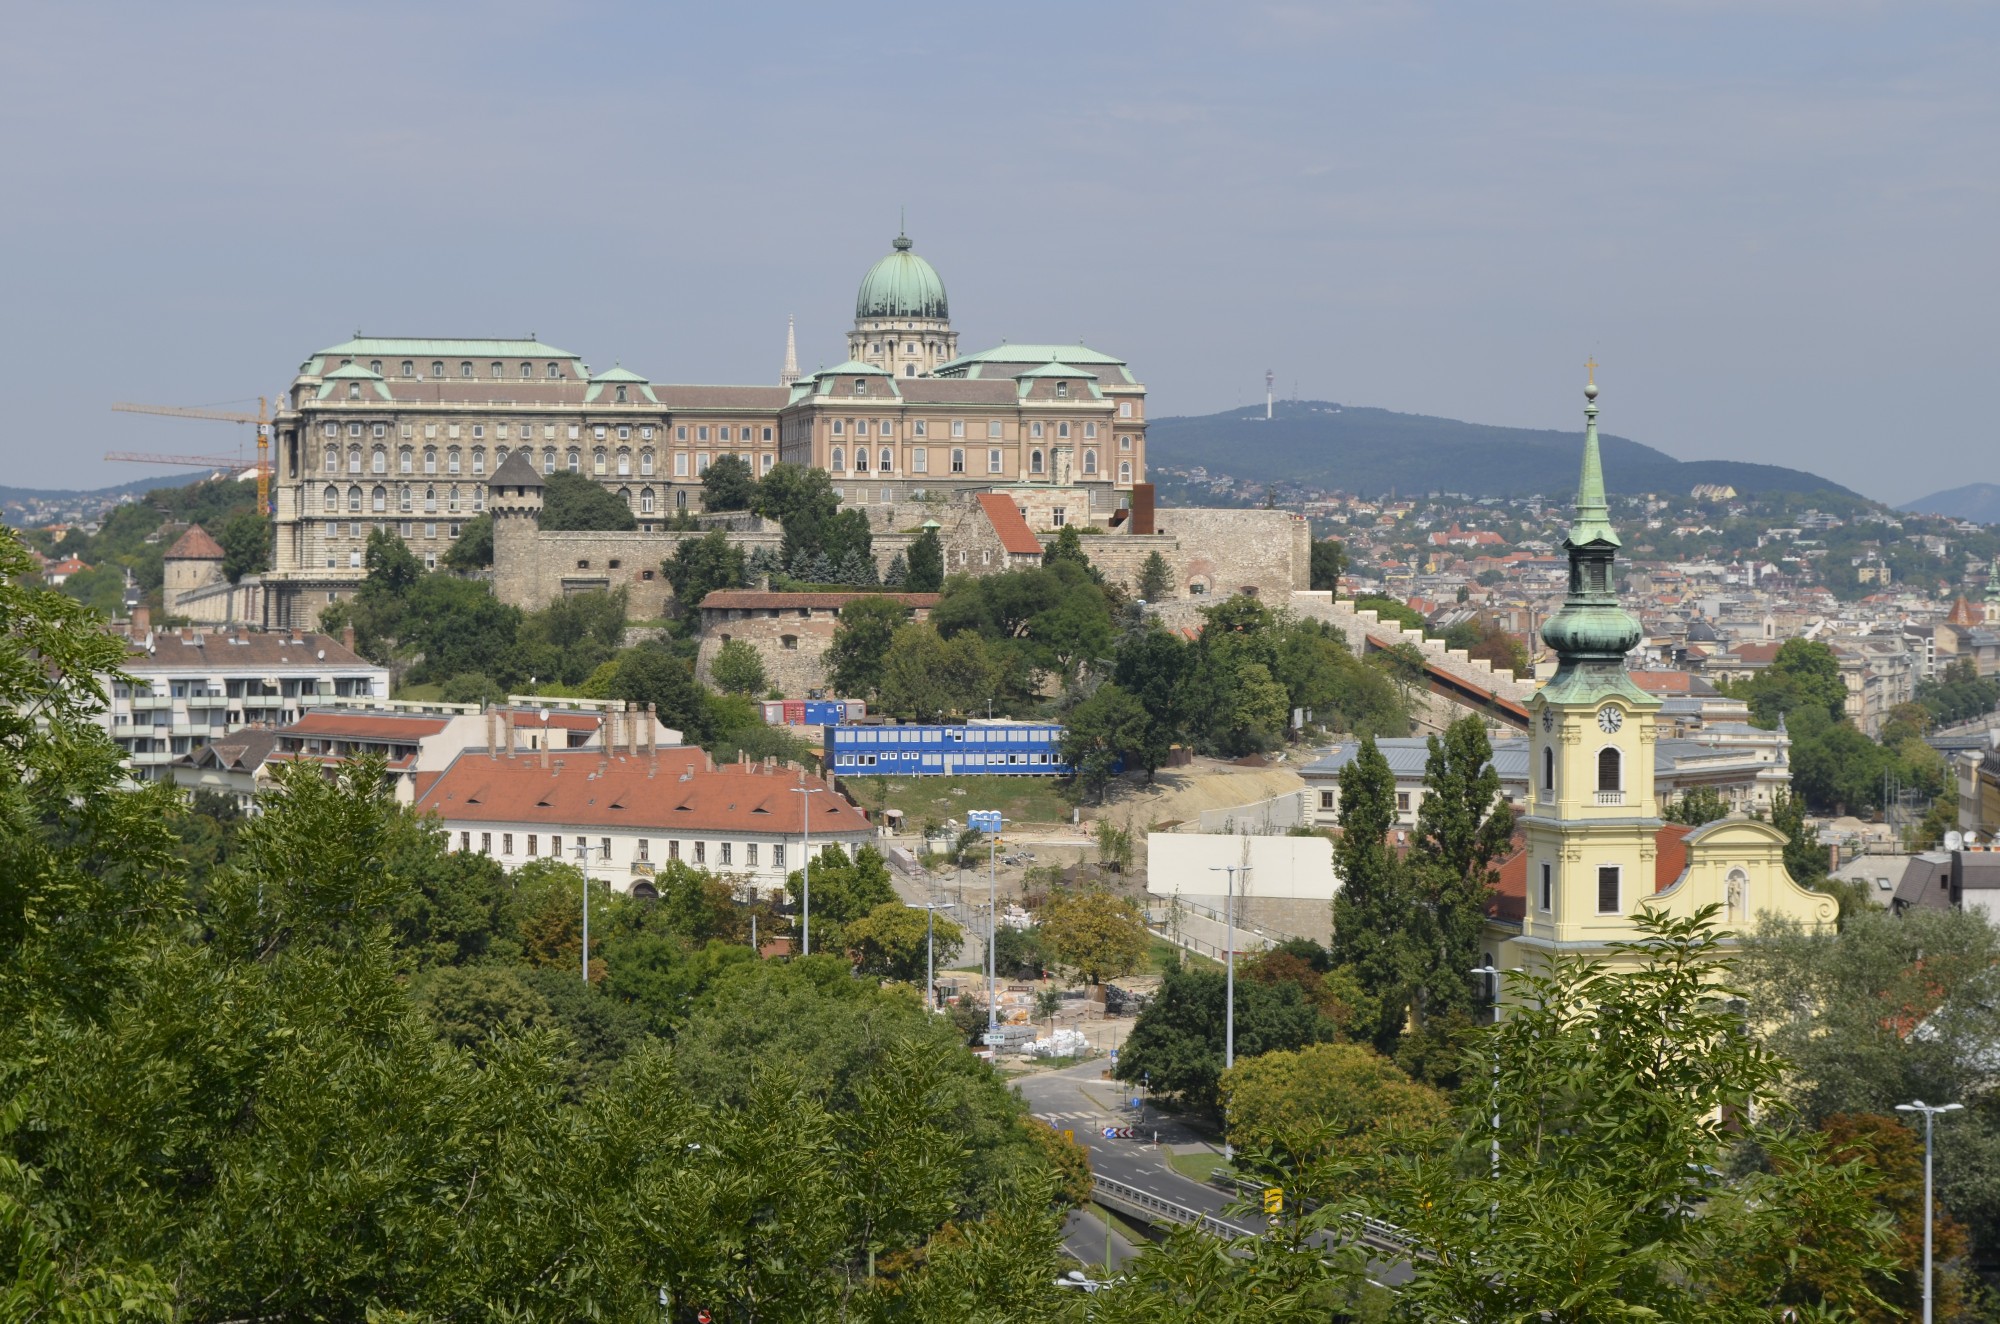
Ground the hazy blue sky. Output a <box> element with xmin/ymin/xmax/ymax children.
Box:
<box><xmin>3</xmin><ymin>2</ymin><xmax>1993</xmax><ymax>503</ymax></box>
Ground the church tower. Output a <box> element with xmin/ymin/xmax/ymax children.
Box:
<box><xmin>1517</xmin><ymin>371</ymin><xmax>1664</xmax><ymax>956</ymax></box>
<box><xmin>1496</xmin><ymin>371</ymin><xmax>1838</xmax><ymax>976</ymax></box>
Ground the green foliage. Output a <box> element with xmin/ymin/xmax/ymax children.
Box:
<box><xmin>1113</xmin><ymin>624</ymin><xmax>1196</xmax><ymax>777</ymax></box>
<box><xmin>1730</xmin><ymin>636</ymin><xmax>1849</xmax><ymax>726</ymax></box>
<box><xmin>906</xmin><ymin>525</ymin><xmax>945</xmax><ymax>593</ymax></box>
<box><xmin>437</xmin><ymin>670</ymin><xmax>504</xmax><ymax>705</ymax></box>
<box><xmin>1059</xmin><ymin>682</ymin><xmax>1149</xmax><ymax>801</ymax></box>
<box><xmin>1308</xmin><ymin>538</ymin><xmax>1346</xmax><ymax>593</ymax></box>
<box><xmin>608</xmin><ymin>641</ymin><xmax>711</xmax><ymax>743</ymax></box>
<box><xmin>1377</xmin><ymin>909</ymin><xmax>1903</xmax><ymax>1319</ymax></box>
<box><xmin>1183</xmin><ymin>596</ymin><xmax>1291</xmax><ymax>755</ymax></box>
<box><xmin>510</xmin><ymin>587</ymin><xmax>627</xmax><ymax>687</ymax></box>
<box><xmin>1353</xmin><ymin>594</ymin><xmax>1424</xmax><ymax>631</ymax></box>
<box><xmin>217</xmin><ymin>510</ymin><xmax>269</xmax><ymax>583</ymax></box>
<box><xmin>441</xmin><ymin>511</ymin><xmax>492</xmax><ymax>570</ymax></box>
<box><xmin>1406</xmin><ymin>717</ymin><xmax>1515</xmax><ymax>1030</ymax></box>
<box><xmin>993</xmin><ymin>925</ymin><xmax>1046</xmax><ymax>980</ymax></box>
<box><xmin>1038</xmin><ymin>889</ymin><xmax>1149</xmax><ymax>988</ymax></box>
<box><xmin>877</xmin><ymin>623</ymin><xmax>1000</xmax><ymax>721</ymax></box>
<box><xmin>1116</xmin><ymin>965</ymin><xmax>1335</xmax><ymax>1119</ymax></box>
<box><xmin>1137</xmin><ymin>549</ymin><xmax>1174</xmax><ymax>602</ymax></box>
<box><xmin>700</xmin><ymin>453</ymin><xmax>757</xmax><ymax>511</ymax></box>
<box><xmin>539</xmin><ymin>469</ymin><xmax>636</xmax><ymax>531</ymax></box>
<box><xmin>1329</xmin><ymin>735</ymin><xmax>1417</xmax><ymax>1053</ymax></box>
<box><xmin>1440</xmin><ymin>614</ymin><xmax>1528</xmax><ymax>676</ymax></box>
<box><xmin>931</xmin><ymin>561</ymin><xmax>1115</xmax><ymax>697</ymax></box>
<box><xmin>662</xmin><ymin>528</ymin><xmax>746</xmax><ymax>616</ymax></box>
<box><xmin>828</xmin><ymin>595</ymin><xmax>913</xmax><ymax>699</ymax></box>
<box><xmin>1918</xmin><ymin>656</ymin><xmax>2000</xmax><ymax>727</ymax></box>
<box><xmin>788</xmin><ymin>844</ymin><xmax>898</xmax><ymax>956</ymax></box>
<box><xmin>709</xmin><ymin>638</ymin><xmax>767</xmax><ymax>695</ymax></box>
<box><xmin>1663</xmin><ymin>784</ymin><xmax>1731</xmax><ymax>826</ymax></box>
<box><xmin>1220</xmin><ymin>1041</ymin><xmax>1447</xmax><ymax>1162</ymax></box>
<box><xmin>845</xmin><ymin>900</ymin><xmax>963</xmax><ymax>983</ymax></box>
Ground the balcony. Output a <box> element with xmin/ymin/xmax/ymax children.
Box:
<box><xmin>1595</xmin><ymin>790</ymin><xmax>1625</xmax><ymax>807</ymax></box>
<box><xmin>242</xmin><ymin>693</ymin><xmax>286</xmax><ymax>709</ymax></box>
<box><xmin>128</xmin><ymin>694</ymin><xmax>174</xmax><ymax>711</ymax></box>
<box><xmin>186</xmin><ymin>693</ymin><xmax>229</xmax><ymax>710</ymax></box>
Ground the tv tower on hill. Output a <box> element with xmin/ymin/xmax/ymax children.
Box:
<box><xmin>1265</xmin><ymin>369</ymin><xmax>1275</xmax><ymax>420</ymax></box>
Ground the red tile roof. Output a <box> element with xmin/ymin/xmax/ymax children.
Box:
<box><xmin>1728</xmin><ymin>642</ymin><xmax>1784</xmax><ymax>666</ymax></box>
<box><xmin>1628</xmin><ymin>671</ymin><xmax>1698</xmax><ymax>695</ymax></box>
<box><xmin>414</xmin><ymin>752</ymin><xmax>873</xmax><ymax>836</ymax></box>
<box><xmin>285</xmin><ymin>711</ymin><xmax>452</xmax><ymax>740</ymax></box>
<box><xmin>699</xmin><ymin>591</ymin><xmax>939</xmax><ymax>612</ymax></box>
<box><xmin>165</xmin><ymin>524</ymin><xmax>226</xmax><ymax>560</ymax></box>
<box><xmin>495</xmin><ymin>708</ymin><xmax>603</xmax><ymax>732</ymax></box>
<box><xmin>976</xmin><ymin>493</ymin><xmax>1046</xmax><ymax>558</ymax></box>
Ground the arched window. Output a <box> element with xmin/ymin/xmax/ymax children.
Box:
<box><xmin>542</xmin><ymin>448</ymin><xmax>556</xmax><ymax>475</ymax></box>
<box><xmin>880</xmin><ymin>447</ymin><xmax>893</xmax><ymax>471</ymax></box>
<box><xmin>347</xmin><ymin>446</ymin><xmax>362</xmax><ymax>474</ymax></box>
<box><xmin>593</xmin><ymin>448</ymin><xmax>607</xmax><ymax>473</ymax></box>
<box><xmin>424</xmin><ymin>485</ymin><xmax>438</xmax><ymax>513</ymax></box>
<box><xmin>490</xmin><ymin>361</ymin><xmax>502</xmax><ymax>379</ymax></box>
<box><xmin>1118</xmin><ymin>459</ymin><xmax>1132</xmax><ymax>483</ymax></box>
<box><xmin>1597</xmin><ymin>747</ymin><xmax>1622</xmax><ymax>793</ymax></box>
<box><xmin>1082</xmin><ymin>449</ymin><xmax>1098</xmax><ymax>475</ymax></box>
<box><xmin>399</xmin><ymin>485</ymin><xmax>411</xmax><ymax>512</ymax></box>
<box><xmin>1058</xmin><ymin>421</ymin><xmax>1070</xmax><ymax>438</ymax></box>
<box><xmin>566</xmin><ymin>448</ymin><xmax>580</xmax><ymax>472</ymax></box>
<box><xmin>616</xmin><ymin>448</ymin><xmax>631</xmax><ymax>476</ymax></box>
<box><xmin>423</xmin><ymin>447</ymin><xmax>437</xmax><ymax>474</ymax></box>
<box><xmin>347</xmin><ymin>486</ymin><xmax>362</xmax><ymax>513</ymax></box>
<box><xmin>615</xmin><ymin>385</ymin><xmax>628</xmax><ymax>404</ymax></box>
<box><xmin>367</xmin><ymin>447</ymin><xmax>383</xmax><ymax>475</ymax></box>
<box><xmin>471</xmin><ymin>447</ymin><xmax>486</xmax><ymax>475</ymax></box>
<box><xmin>398</xmin><ymin>447</ymin><xmax>412</xmax><ymax>474</ymax></box>
<box><xmin>640</xmin><ymin>488</ymin><xmax>655</xmax><ymax>514</ymax></box>
<box><xmin>640</xmin><ymin>448</ymin><xmax>654</xmax><ymax>475</ymax></box>
<box><xmin>904</xmin><ymin>364</ymin><xmax>915</xmax><ymax>376</ymax></box>
<box><xmin>1030</xmin><ymin>449</ymin><xmax>1044</xmax><ymax>474</ymax></box>
<box><xmin>324</xmin><ymin>445</ymin><xmax>339</xmax><ymax>472</ymax></box>
<box><xmin>401</xmin><ymin>360</ymin><xmax>414</xmax><ymax>377</ymax></box>
<box><xmin>448</xmin><ymin>486</ymin><xmax>461</xmax><ymax>512</ymax></box>
<box><xmin>370</xmin><ymin>486</ymin><xmax>386</xmax><ymax>513</ymax></box>
<box><xmin>520</xmin><ymin>362</ymin><xmax>533</xmax><ymax>379</ymax></box>
<box><xmin>547</xmin><ymin>362</ymin><xmax>560</xmax><ymax>378</ymax></box>
<box><xmin>369</xmin><ymin>359</ymin><xmax>382</xmax><ymax>374</ymax></box>
<box><xmin>459</xmin><ymin>361</ymin><xmax>473</xmax><ymax>378</ymax></box>
<box><xmin>831</xmin><ymin>446</ymin><xmax>845</xmax><ymax>471</ymax></box>
<box><xmin>447</xmin><ymin>447</ymin><xmax>461</xmax><ymax>475</ymax></box>
<box><xmin>1543</xmin><ymin>745</ymin><xmax>1555</xmax><ymax>791</ymax></box>
<box><xmin>617</xmin><ymin>487</ymin><xmax>632</xmax><ymax>509</ymax></box>
<box><xmin>675</xmin><ymin>489</ymin><xmax>688</xmax><ymax>508</ymax></box>
<box><xmin>430</xmin><ymin>361</ymin><xmax>443</xmax><ymax>377</ymax></box>
<box><xmin>855</xmin><ymin>449</ymin><xmax>869</xmax><ymax>473</ymax></box>
<box><xmin>322</xmin><ymin>485</ymin><xmax>338</xmax><ymax>512</ymax></box>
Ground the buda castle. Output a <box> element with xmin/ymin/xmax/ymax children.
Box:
<box><xmin>259</xmin><ymin>233</ymin><xmax>1148</xmax><ymax>628</ymax></box>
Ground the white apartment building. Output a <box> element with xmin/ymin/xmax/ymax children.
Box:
<box><xmin>412</xmin><ymin>748</ymin><xmax>871</xmax><ymax>898</ymax></box>
<box><xmin>103</xmin><ymin>618</ymin><xmax>388</xmax><ymax>782</ymax></box>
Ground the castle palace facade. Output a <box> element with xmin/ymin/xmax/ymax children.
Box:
<box><xmin>260</xmin><ymin>232</ymin><xmax>1148</xmax><ymax>628</ymax></box>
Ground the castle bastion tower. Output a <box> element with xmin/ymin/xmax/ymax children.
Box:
<box><xmin>1488</xmin><ymin>373</ymin><xmax>1836</xmax><ymax>982</ymax></box>
<box><xmin>847</xmin><ymin>231</ymin><xmax>957</xmax><ymax>378</ymax></box>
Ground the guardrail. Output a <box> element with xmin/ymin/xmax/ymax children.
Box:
<box><xmin>1091</xmin><ymin>1175</ymin><xmax>1255</xmax><ymax>1240</ymax></box>
<box><xmin>1211</xmin><ymin>1173</ymin><xmax>1419</xmax><ymax>1254</ymax></box>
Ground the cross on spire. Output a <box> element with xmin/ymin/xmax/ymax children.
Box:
<box><xmin>1586</xmin><ymin>355</ymin><xmax>1598</xmax><ymax>387</ymax></box>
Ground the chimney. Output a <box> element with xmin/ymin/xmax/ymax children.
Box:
<box><xmin>540</xmin><ymin>732</ymin><xmax>549</xmax><ymax>769</ymax></box>
<box><xmin>503</xmin><ymin>710</ymin><xmax>516</xmax><ymax>758</ymax></box>
<box><xmin>487</xmin><ymin>710</ymin><xmax>497</xmax><ymax>760</ymax></box>
<box><xmin>647</xmin><ymin>704</ymin><xmax>658</xmax><ymax>755</ymax></box>
<box><xmin>629</xmin><ymin>703</ymin><xmax>641</xmax><ymax>757</ymax></box>
<box><xmin>341</xmin><ymin>625</ymin><xmax>356</xmax><ymax>653</ymax></box>
<box><xmin>133</xmin><ymin>604</ymin><xmax>151</xmax><ymax>634</ymax></box>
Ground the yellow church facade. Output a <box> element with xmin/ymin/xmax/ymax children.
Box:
<box><xmin>1482</xmin><ymin>378</ymin><xmax>1836</xmax><ymax>980</ymax></box>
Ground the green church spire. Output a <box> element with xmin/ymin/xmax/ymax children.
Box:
<box><xmin>1566</xmin><ymin>358</ymin><xmax>1620</xmax><ymax>549</ymax></box>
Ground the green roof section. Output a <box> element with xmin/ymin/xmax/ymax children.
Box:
<box><xmin>1566</xmin><ymin>379</ymin><xmax>1621</xmax><ymax>549</ymax></box>
<box><xmin>320</xmin><ymin>363</ymin><xmax>384</xmax><ymax>380</ymax></box>
<box><xmin>1012</xmin><ymin>362</ymin><xmax>1100</xmax><ymax>379</ymax></box>
<box><xmin>312</xmin><ymin>336</ymin><xmax>581</xmax><ymax>360</ymax></box>
<box><xmin>588</xmin><ymin>365</ymin><xmax>649</xmax><ymax>382</ymax></box>
<box><xmin>855</xmin><ymin>232</ymin><xmax>949</xmax><ymax>321</ymax></box>
<box><xmin>941</xmin><ymin>343</ymin><xmax>1128</xmax><ymax>367</ymax></box>
<box><xmin>819</xmin><ymin>360</ymin><xmax>894</xmax><ymax>377</ymax></box>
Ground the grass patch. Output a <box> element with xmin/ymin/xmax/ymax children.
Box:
<box><xmin>393</xmin><ymin>682</ymin><xmax>444</xmax><ymax>702</ymax></box>
<box><xmin>853</xmin><ymin>774</ymin><xmax>1078</xmax><ymax>830</ymax></box>
<box><xmin>1168</xmin><ymin>1149</ymin><xmax>1228</xmax><ymax>1184</ymax></box>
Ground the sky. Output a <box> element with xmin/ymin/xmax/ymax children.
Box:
<box><xmin>2</xmin><ymin>1</ymin><xmax>1994</xmax><ymax>505</ymax></box>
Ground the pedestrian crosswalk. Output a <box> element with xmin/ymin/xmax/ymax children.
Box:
<box><xmin>1035</xmin><ymin>1110</ymin><xmax>1100</xmax><ymax>1123</ymax></box>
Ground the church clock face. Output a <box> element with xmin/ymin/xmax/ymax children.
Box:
<box><xmin>1597</xmin><ymin>705</ymin><xmax>1624</xmax><ymax>734</ymax></box>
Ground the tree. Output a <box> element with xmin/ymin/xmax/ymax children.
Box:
<box><xmin>1732</xmin><ymin>637</ymin><xmax>1848</xmax><ymax>727</ymax></box>
<box><xmin>1663</xmin><ymin>784</ymin><xmax>1730</xmax><ymax>826</ymax></box>
<box><xmin>1380</xmin><ymin>909</ymin><xmax>1902</xmax><ymax>1320</ymax></box>
<box><xmin>539</xmin><ymin>470</ymin><xmax>636</xmax><ymax>531</ymax></box>
<box><xmin>218</xmin><ymin>511</ymin><xmax>269</xmax><ymax>583</ymax></box>
<box><xmin>710</xmin><ymin>638</ymin><xmax>767</xmax><ymax>695</ymax></box>
<box><xmin>785</xmin><ymin>845</ymin><xmax>898</xmax><ymax>954</ymax></box>
<box><xmin>608</xmin><ymin>642</ymin><xmax>711</xmax><ymax>742</ymax></box>
<box><xmin>1308</xmin><ymin>539</ymin><xmax>1346</xmax><ymax>594</ymax></box>
<box><xmin>662</xmin><ymin>528</ymin><xmax>745</xmax><ymax>614</ymax></box>
<box><xmin>1060</xmin><ymin>683</ymin><xmax>1149</xmax><ymax>802</ymax></box>
<box><xmin>844</xmin><ymin>900</ymin><xmax>962</xmax><ymax>983</ymax></box>
<box><xmin>1042</xmin><ymin>524</ymin><xmax>1097</xmax><ymax>581</ymax></box>
<box><xmin>1329</xmin><ymin>735</ymin><xmax>1417</xmax><ymax>1053</ymax></box>
<box><xmin>881</xmin><ymin>552</ymin><xmax>908</xmax><ymax>587</ymax></box>
<box><xmin>1219</xmin><ymin>1041</ymin><xmax>1447</xmax><ymax>1162</ymax></box>
<box><xmin>827</xmin><ymin>595</ymin><xmax>910</xmax><ymax>698</ymax></box>
<box><xmin>1137</xmin><ymin>550</ymin><xmax>1173</xmax><ymax>602</ymax></box>
<box><xmin>1918</xmin><ymin>657</ymin><xmax>2000</xmax><ymax>727</ymax></box>
<box><xmin>1038</xmin><ymin>889</ymin><xmax>1149</xmax><ymax>990</ymax></box>
<box><xmin>905</xmin><ymin>525</ymin><xmax>945</xmax><ymax>593</ymax></box>
<box><xmin>756</xmin><ymin>462</ymin><xmax>842</xmax><ymax>565</ymax></box>
<box><xmin>1407</xmin><ymin>716</ymin><xmax>1515</xmax><ymax>1025</ymax></box>
<box><xmin>1113</xmin><ymin>624</ymin><xmax>1195</xmax><ymax>779</ymax></box>
<box><xmin>442</xmin><ymin>512</ymin><xmax>493</xmax><ymax>571</ymax></box>
<box><xmin>364</xmin><ymin>525</ymin><xmax>424</xmax><ymax>594</ymax></box>
<box><xmin>1115</xmin><ymin>967</ymin><xmax>1333</xmax><ymax>1119</ymax></box>
<box><xmin>700</xmin><ymin>454</ymin><xmax>757</xmax><ymax>511</ymax></box>
<box><xmin>877</xmin><ymin>624</ymin><xmax>998</xmax><ymax>721</ymax></box>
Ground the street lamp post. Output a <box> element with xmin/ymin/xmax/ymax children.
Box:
<box><xmin>968</xmin><ymin>811</ymin><xmax>1003</xmax><ymax>1050</ymax></box>
<box><xmin>1897</xmin><ymin>1098</ymin><xmax>1965</xmax><ymax>1324</ymax></box>
<box><xmin>1208</xmin><ymin>863</ymin><xmax>1248</xmax><ymax>1161</ymax></box>
<box><xmin>1470</xmin><ymin>964</ymin><xmax>1508</xmax><ymax>1180</ymax></box>
<box><xmin>571</xmin><ymin>838</ymin><xmax>594</xmax><ymax>984</ymax></box>
<box><xmin>792</xmin><ymin>784</ymin><xmax>823</xmax><ymax>956</ymax></box>
<box><xmin>920</xmin><ymin>898</ymin><xmax>955</xmax><ymax>1013</ymax></box>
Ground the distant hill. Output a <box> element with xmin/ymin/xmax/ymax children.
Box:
<box><xmin>1899</xmin><ymin>483</ymin><xmax>2000</xmax><ymax>525</ymax></box>
<box><xmin>1145</xmin><ymin>401</ymin><xmax>1861</xmax><ymax>501</ymax></box>
<box><xmin>0</xmin><ymin>472</ymin><xmax>242</xmax><ymax>525</ymax></box>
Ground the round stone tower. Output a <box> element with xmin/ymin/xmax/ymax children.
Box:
<box><xmin>487</xmin><ymin>447</ymin><xmax>545</xmax><ymax>608</ymax></box>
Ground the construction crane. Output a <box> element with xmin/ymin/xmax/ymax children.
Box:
<box><xmin>107</xmin><ymin>397</ymin><xmax>271</xmax><ymax>513</ymax></box>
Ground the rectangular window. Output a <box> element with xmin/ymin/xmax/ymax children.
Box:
<box><xmin>773</xmin><ymin>843</ymin><xmax>785</xmax><ymax>869</ymax></box>
<box><xmin>503</xmin><ymin>833</ymin><xmax>514</xmax><ymax>855</ymax></box>
<box><xmin>988</xmin><ymin>420</ymin><xmax>1003</xmax><ymax>438</ymax></box>
<box><xmin>481</xmin><ymin>832</ymin><xmax>492</xmax><ymax>854</ymax></box>
<box><xmin>1085</xmin><ymin>422</ymin><xmax>1097</xmax><ymax>439</ymax></box>
<box><xmin>676</xmin><ymin>425</ymin><xmax>687</xmax><ymax>441</ymax></box>
<box><xmin>698</xmin><ymin>426</ymin><xmax>710</xmax><ymax>442</ymax></box>
<box><xmin>669</xmin><ymin>839</ymin><xmax>680</xmax><ymax>860</ymax></box>
<box><xmin>913</xmin><ymin>419</ymin><xmax>926</xmax><ymax>437</ymax></box>
<box><xmin>951</xmin><ymin>419</ymin><xmax>966</xmax><ymax>438</ymax></box>
<box><xmin>675</xmin><ymin>453</ymin><xmax>689</xmax><ymax>476</ymax></box>
<box><xmin>1540</xmin><ymin>863</ymin><xmax>1553</xmax><ymax>911</ymax></box>
<box><xmin>637</xmin><ymin>838</ymin><xmax>649</xmax><ymax>862</ymax></box>
<box><xmin>601</xmin><ymin>837</ymin><xmax>611</xmax><ymax>859</ymax></box>
<box><xmin>746</xmin><ymin>842</ymin><xmax>758</xmax><ymax>867</ymax></box>
<box><xmin>988</xmin><ymin>449</ymin><xmax>1002</xmax><ymax>473</ymax></box>
<box><xmin>527</xmin><ymin>834</ymin><xmax>538</xmax><ymax>856</ymax></box>
<box><xmin>912</xmin><ymin>448</ymin><xmax>927</xmax><ymax>473</ymax></box>
<box><xmin>1597</xmin><ymin>866</ymin><xmax>1620</xmax><ymax>914</ymax></box>
<box><xmin>694</xmin><ymin>841</ymin><xmax>706</xmax><ymax>865</ymax></box>
<box><xmin>1396</xmin><ymin>791</ymin><xmax>1411</xmax><ymax>812</ymax></box>
<box><xmin>550</xmin><ymin>835</ymin><xmax>562</xmax><ymax>859</ymax></box>
<box><xmin>720</xmin><ymin>842</ymin><xmax>733</xmax><ymax>865</ymax></box>
<box><xmin>459</xmin><ymin>831</ymin><xmax>470</xmax><ymax>852</ymax></box>
<box><xmin>1319</xmin><ymin>790</ymin><xmax>1335</xmax><ymax>810</ymax></box>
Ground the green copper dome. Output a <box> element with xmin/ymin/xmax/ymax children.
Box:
<box><xmin>856</xmin><ymin>232</ymin><xmax>949</xmax><ymax>321</ymax></box>
<box><xmin>1540</xmin><ymin>375</ymin><xmax>1648</xmax><ymax>704</ymax></box>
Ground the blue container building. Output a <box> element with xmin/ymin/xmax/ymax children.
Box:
<box><xmin>825</xmin><ymin>722</ymin><xmax>1070</xmax><ymax>776</ymax></box>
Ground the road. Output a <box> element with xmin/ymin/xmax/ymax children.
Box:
<box><xmin>1011</xmin><ymin>1058</ymin><xmax>1414</xmax><ymax>1289</ymax></box>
